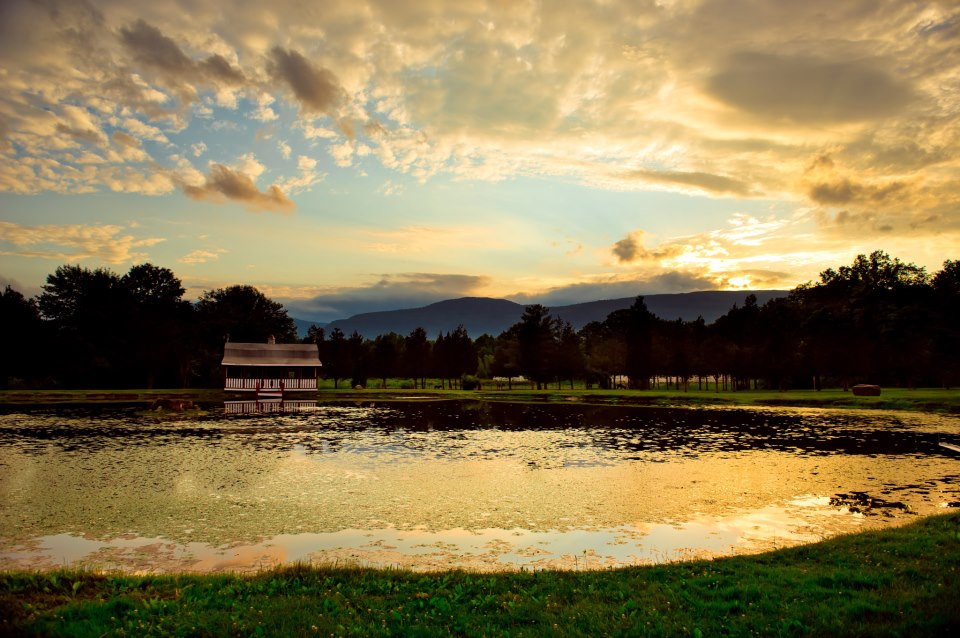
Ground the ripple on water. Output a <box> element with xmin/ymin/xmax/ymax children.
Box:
<box><xmin>1</xmin><ymin>403</ymin><xmax>958</xmax><ymax>572</ymax></box>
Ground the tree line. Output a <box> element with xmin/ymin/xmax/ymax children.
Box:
<box><xmin>1</xmin><ymin>264</ymin><xmax>297</xmax><ymax>389</ymax></box>
<box><xmin>2</xmin><ymin>251</ymin><xmax>958</xmax><ymax>390</ymax></box>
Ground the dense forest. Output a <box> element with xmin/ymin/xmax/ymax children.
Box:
<box><xmin>1</xmin><ymin>251</ymin><xmax>958</xmax><ymax>391</ymax></box>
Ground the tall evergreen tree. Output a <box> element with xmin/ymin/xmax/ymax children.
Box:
<box><xmin>516</xmin><ymin>304</ymin><xmax>557</xmax><ymax>389</ymax></box>
<box><xmin>403</xmin><ymin>327</ymin><xmax>431</xmax><ymax>389</ymax></box>
<box><xmin>324</xmin><ymin>328</ymin><xmax>348</xmax><ymax>389</ymax></box>
<box><xmin>447</xmin><ymin>325</ymin><xmax>478</xmax><ymax>387</ymax></box>
<box><xmin>347</xmin><ymin>330</ymin><xmax>369</xmax><ymax>387</ymax></box>
<box><xmin>621</xmin><ymin>297</ymin><xmax>655</xmax><ymax>390</ymax></box>
<box><xmin>372</xmin><ymin>332</ymin><xmax>404</xmax><ymax>388</ymax></box>
<box><xmin>553</xmin><ymin>321</ymin><xmax>584</xmax><ymax>389</ymax></box>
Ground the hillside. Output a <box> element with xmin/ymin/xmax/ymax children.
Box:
<box><xmin>308</xmin><ymin>290</ymin><xmax>788</xmax><ymax>338</ymax></box>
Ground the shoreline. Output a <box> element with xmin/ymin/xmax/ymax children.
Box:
<box><xmin>2</xmin><ymin>512</ymin><xmax>958</xmax><ymax>636</ymax></box>
<box><xmin>2</xmin><ymin>386</ymin><xmax>960</xmax><ymax>413</ymax></box>
<box><xmin>3</xmin><ymin>390</ymin><xmax>958</xmax><ymax>634</ymax></box>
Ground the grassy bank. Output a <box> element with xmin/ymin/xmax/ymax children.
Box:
<box><xmin>3</xmin><ymin>386</ymin><xmax>960</xmax><ymax>413</ymax></box>
<box><xmin>0</xmin><ymin>388</ymin><xmax>226</xmax><ymax>406</ymax></box>
<box><xmin>317</xmin><ymin>386</ymin><xmax>960</xmax><ymax>413</ymax></box>
<box><xmin>2</xmin><ymin>513</ymin><xmax>958</xmax><ymax>637</ymax></box>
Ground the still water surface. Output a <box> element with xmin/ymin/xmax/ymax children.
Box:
<box><xmin>1</xmin><ymin>401</ymin><xmax>958</xmax><ymax>572</ymax></box>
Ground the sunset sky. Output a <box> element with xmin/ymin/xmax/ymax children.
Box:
<box><xmin>1</xmin><ymin>0</ymin><xmax>957</xmax><ymax>322</ymax></box>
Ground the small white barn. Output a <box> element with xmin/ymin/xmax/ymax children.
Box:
<box><xmin>222</xmin><ymin>338</ymin><xmax>321</xmax><ymax>397</ymax></box>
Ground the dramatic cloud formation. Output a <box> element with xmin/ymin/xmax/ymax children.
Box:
<box><xmin>120</xmin><ymin>20</ymin><xmax>197</xmax><ymax>77</ymax></box>
<box><xmin>705</xmin><ymin>52</ymin><xmax>916</xmax><ymax>124</ymax></box>
<box><xmin>0</xmin><ymin>0</ymin><xmax>957</xmax><ymax>312</ymax></box>
<box><xmin>120</xmin><ymin>19</ymin><xmax>245</xmax><ymax>96</ymax></box>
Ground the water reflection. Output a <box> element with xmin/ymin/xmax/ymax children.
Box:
<box><xmin>0</xmin><ymin>402</ymin><xmax>958</xmax><ymax>572</ymax></box>
<box><xmin>225</xmin><ymin>400</ymin><xmax>318</xmax><ymax>414</ymax></box>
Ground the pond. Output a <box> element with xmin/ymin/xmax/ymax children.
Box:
<box><xmin>1</xmin><ymin>401</ymin><xmax>958</xmax><ymax>573</ymax></box>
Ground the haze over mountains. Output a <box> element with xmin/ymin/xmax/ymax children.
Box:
<box><xmin>294</xmin><ymin>290</ymin><xmax>788</xmax><ymax>339</ymax></box>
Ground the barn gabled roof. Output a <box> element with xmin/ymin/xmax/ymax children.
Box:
<box><xmin>222</xmin><ymin>342</ymin><xmax>321</xmax><ymax>367</ymax></box>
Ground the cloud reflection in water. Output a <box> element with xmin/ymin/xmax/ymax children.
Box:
<box><xmin>0</xmin><ymin>402</ymin><xmax>958</xmax><ymax>572</ymax></box>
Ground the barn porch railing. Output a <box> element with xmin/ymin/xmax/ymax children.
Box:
<box><xmin>224</xmin><ymin>378</ymin><xmax>318</xmax><ymax>392</ymax></box>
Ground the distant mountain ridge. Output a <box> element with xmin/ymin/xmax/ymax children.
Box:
<box><xmin>301</xmin><ymin>290</ymin><xmax>787</xmax><ymax>338</ymax></box>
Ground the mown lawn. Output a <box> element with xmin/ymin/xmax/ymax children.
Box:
<box><xmin>3</xmin><ymin>513</ymin><xmax>958</xmax><ymax>637</ymax></box>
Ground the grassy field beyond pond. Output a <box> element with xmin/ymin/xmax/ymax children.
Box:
<box><xmin>316</xmin><ymin>385</ymin><xmax>960</xmax><ymax>414</ymax></box>
<box><xmin>3</xmin><ymin>386</ymin><xmax>960</xmax><ymax>413</ymax></box>
<box><xmin>2</xmin><ymin>513</ymin><xmax>958</xmax><ymax>637</ymax></box>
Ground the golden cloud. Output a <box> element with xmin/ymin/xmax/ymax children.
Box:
<box><xmin>611</xmin><ymin>231</ymin><xmax>685</xmax><ymax>264</ymax></box>
<box><xmin>0</xmin><ymin>0</ymin><xmax>957</xmax><ymax>260</ymax></box>
<box><xmin>181</xmin><ymin>164</ymin><xmax>294</xmax><ymax>213</ymax></box>
<box><xmin>0</xmin><ymin>221</ymin><xmax>164</xmax><ymax>263</ymax></box>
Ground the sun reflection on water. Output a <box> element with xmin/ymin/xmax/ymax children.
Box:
<box><xmin>0</xmin><ymin>402</ymin><xmax>958</xmax><ymax>572</ymax></box>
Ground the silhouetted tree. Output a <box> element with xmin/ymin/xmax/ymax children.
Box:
<box><xmin>516</xmin><ymin>304</ymin><xmax>557</xmax><ymax>389</ymax></box>
<box><xmin>553</xmin><ymin>321</ymin><xmax>584</xmax><ymax>389</ymax></box>
<box><xmin>0</xmin><ymin>285</ymin><xmax>44</xmax><ymax>387</ymax></box>
<box><xmin>616</xmin><ymin>297</ymin><xmax>655</xmax><ymax>389</ymax></box>
<box><xmin>711</xmin><ymin>295</ymin><xmax>761</xmax><ymax>390</ymax></box>
<box><xmin>656</xmin><ymin>318</ymin><xmax>692</xmax><ymax>391</ymax></box>
<box><xmin>19</xmin><ymin>251</ymin><xmax>960</xmax><ymax>391</ymax></box>
<box><xmin>473</xmin><ymin>333</ymin><xmax>496</xmax><ymax>379</ymax></box>
<box><xmin>794</xmin><ymin>251</ymin><xmax>930</xmax><ymax>389</ymax></box>
<box><xmin>39</xmin><ymin>265</ymin><xmax>126</xmax><ymax>387</ymax></box>
<box><xmin>120</xmin><ymin>264</ymin><xmax>193</xmax><ymax>388</ymax></box>
<box><xmin>432</xmin><ymin>330</ymin><xmax>475</xmax><ymax>389</ymax></box>
<box><xmin>932</xmin><ymin>260</ymin><xmax>960</xmax><ymax>387</ymax></box>
<box><xmin>305</xmin><ymin>325</ymin><xmax>326</xmax><ymax>345</ymax></box>
<box><xmin>580</xmin><ymin>319</ymin><xmax>624</xmax><ymax>388</ymax></box>
<box><xmin>756</xmin><ymin>297</ymin><xmax>801</xmax><ymax>390</ymax></box>
<box><xmin>372</xmin><ymin>332</ymin><xmax>403</xmax><ymax>388</ymax></box>
<box><xmin>196</xmin><ymin>285</ymin><xmax>296</xmax><ymax>344</ymax></box>
<box><xmin>445</xmin><ymin>325</ymin><xmax>477</xmax><ymax>387</ymax></box>
<box><xmin>347</xmin><ymin>330</ymin><xmax>369</xmax><ymax>387</ymax></box>
<box><xmin>685</xmin><ymin>316</ymin><xmax>709</xmax><ymax>390</ymax></box>
<box><xmin>432</xmin><ymin>332</ymin><xmax>448</xmax><ymax>388</ymax></box>
<box><xmin>324</xmin><ymin>327</ymin><xmax>348</xmax><ymax>388</ymax></box>
<box><xmin>305</xmin><ymin>325</ymin><xmax>328</xmax><ymax>384</ymax></box>
<box><xmin>403</xmin><ymin>327</ymin><xmax>431</xmax><ymax>389</ymax></box>
<box><xmin>195</xmin><ymin>285</ymin><xmax>296</xmax><ymax>386</ymax></box>
<box><xmin>491</xmin><ymin>325</ymin><xmax>521</xmax><ymax>386</ymax></box>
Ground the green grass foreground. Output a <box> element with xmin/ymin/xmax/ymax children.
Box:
<box><xmin>3</xmin><ymin>514</ymin><xmax>959</xmax><ymax>637</ymax></box>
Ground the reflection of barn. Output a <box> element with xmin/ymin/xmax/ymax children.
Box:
<box><xmin>222</xmin><ymin>338</ymin><xmax>321</xmax><ymax>398</ymax></box>
<box><xmin>224</xmin><ymin>399</ymin><xmax>317</xmax><ymax>414</ymax></box>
